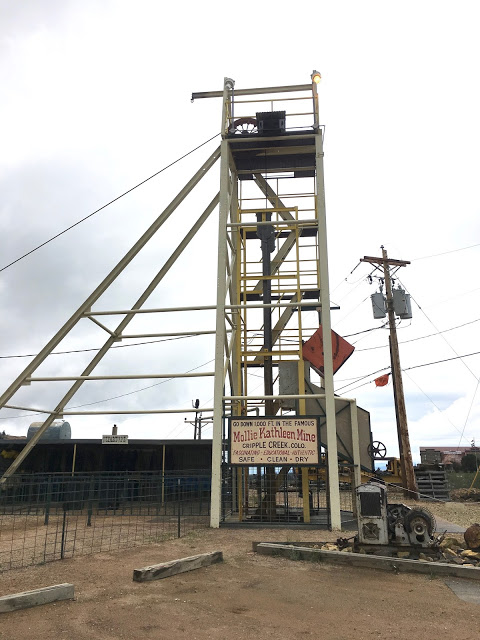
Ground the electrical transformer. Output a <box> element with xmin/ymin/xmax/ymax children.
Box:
<box><xmin>370</xmin><ymin>293</ymin><xmax>386</xmax><ymax>319</ymax></box>
<box><xmin>393</xmin><ymin>288</ymin><xmax>412</xmax><ymax>319</ymax></box>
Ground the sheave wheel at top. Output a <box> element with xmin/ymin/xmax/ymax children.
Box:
<box><xmin>230</xmin><ymin>117</ymin><xmax>258</xmax><ymax>135</ymax></box>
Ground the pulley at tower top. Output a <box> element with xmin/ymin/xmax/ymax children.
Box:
<box><xmin>192</xmin><ymin>71</ymin><xmax>323</xmax><ymax>182</ymax></box>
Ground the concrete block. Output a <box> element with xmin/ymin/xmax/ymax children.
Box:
<box><xmin>256</xmin><ymin>543</ymin><xmax>480</xmax><ymax>580</ymax></box>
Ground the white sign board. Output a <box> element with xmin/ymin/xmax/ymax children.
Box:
<box><xmin>102</xmin><ymin>435</ymin><xmax>128</xmax><ymax>445</ymax></box>
<box><xmin>230</xmin><ymin>417</ymin><xmax>318</xmax><ymax>465</ymax></box>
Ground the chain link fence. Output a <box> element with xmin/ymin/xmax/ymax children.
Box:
<box><xmin>0</xmin><ymin>471</ymin><xmax>210</xmax><ymax>572</ymax></box>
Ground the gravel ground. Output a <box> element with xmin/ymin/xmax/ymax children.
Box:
<box><xmin>404</xmin><ymin>499</ymin><xmax>480</xmax><ymax>532</ymax></box>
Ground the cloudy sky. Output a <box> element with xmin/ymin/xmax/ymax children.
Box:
<box><xmin>1</xmin><ymin>0</ymin><xmax>479</xmax><ymax>463</ymax></box>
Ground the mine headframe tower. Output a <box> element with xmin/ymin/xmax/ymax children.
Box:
<box><xmin>193</xmin><ymin>74</ymin><xmax>342</xmax><ymax>528</ymax></box>
<box><xmin>0</xmin><ymin>73</ymin><xmax>343</xmax><ymax>530</ymax></box>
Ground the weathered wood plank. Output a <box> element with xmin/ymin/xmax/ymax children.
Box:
<box><xmin>133</xmin><ymin>551</ymin><xmax>223</xmax><ymax>582</ymax></box>
<box><xmin>0</xmin><ymin>583</ymin><xmax>74</xmax><ymax>614</ymax></box>
<box><xmin>256</xmin><ymin>543</ymin><xmax>480</xmax><ymax>581</ymax></box>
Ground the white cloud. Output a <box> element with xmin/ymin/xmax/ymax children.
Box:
<box><xmin>1</xmin><ymin>0</ymin><xmax>479</xmax><ymax>463</ymax></box>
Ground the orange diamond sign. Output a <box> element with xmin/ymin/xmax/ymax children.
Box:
<box><xmin>302</xmin><ymin>326</ymin><xmax>355</xmax><ymax>376</ymax></box>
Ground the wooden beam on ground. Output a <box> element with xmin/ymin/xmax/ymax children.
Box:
<box><xmin>256</xmin><ymin>543</ymin><xmax>480</xmax><ymax>581</ymax></box>
<box><xmin>0</xmin><ymin>584</ymin><xmax>74</xmax><ymax>614</ymax></box>
<box><xmin>133</xmin><ymin>551</ymin><xmax>223</xmax><ymax>583</ymax></box>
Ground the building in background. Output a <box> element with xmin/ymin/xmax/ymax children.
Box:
<box><xmin>0</xmin><ymin>436</ymin><xmax>212</xmax><ymax>475</ymax></box>
<box><xmin>420</xmin><ymin>446</ymin><xmax>475</xmax><ymax>467</ymax></box>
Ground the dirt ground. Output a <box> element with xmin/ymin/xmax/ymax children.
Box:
<box><xmin>2</xmin><ymin>507</ymin><xmax>480</xmax><ymax>640</ymax></box>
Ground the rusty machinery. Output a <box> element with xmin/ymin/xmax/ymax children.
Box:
<box><xmin>355</xmin><ymin>481</ymin><xmax>436</xmax><ymax>550</ymax></box>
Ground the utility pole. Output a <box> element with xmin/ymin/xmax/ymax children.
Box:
<box><xmin>184</xmin><ymin>399</ymin><xmax>202</xmax><ymax>439</ymax></box>
<box><xmin>361</xmin><ymin>247</ymin><xmax>418</xmax><ymax>500</ymax></box>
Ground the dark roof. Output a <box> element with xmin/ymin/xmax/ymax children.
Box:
<box><xmin>0</xmin><ymin>438</ymin><xmax>213</xmax><ymax>446</ymax></box>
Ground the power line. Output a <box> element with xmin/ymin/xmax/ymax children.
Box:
<box><xmin>335</xmin><ymin>279</ymin><xmax>368</xmax><ymax>305</ymax></box>
<box><xmin>8</xmin><ymin>310</ymin><xmax>470</xmax><ymax>362</ymax></box>
<box><xmin>0</xmin><ymin>333</ymin><xmax>208</xmax><ymax>360</ymax></box>
<box><xmin>335</xmin><ymin>366</ymin><xmax>391</xmax><ymax>393</ymax></box>
<box><xmin>335</xmin><ymin>349</ymin><xmax>480</xmax><ymax>394</ymax></box>
<box><xmin>0</xmin><ymin>358</ymin><xmax>215</xmax><ymax>420</ymax></box>
<box><xmin>355</xmin><ymin>317</ymin><xmax>480</xmax><ymax>352</ymax></box>
<box><xmin>331</xmin><ymin>261</ymin><xmax>362</xmax><ymax>294</ymax></box>
<box><xmin>403</xmin><ymin>350</ymin><xmax>480</xmax><ymax>373</ymax></box>
<box><xmin>343</xmin><ymin>324</ymin><xmax>386</xmax><ymax>339</ymax></box>
<box><xmin>457</xmin><ymin>377</ymin><xmax>480</xmax><ymax>447</ymax></box>
<box><xmin>402</xmin><ymin>370</ymin><xmax>469</xmax><ymax>444</ymax></box>
<box><xmin>163</xmin><ymin>333</ymin><xmax>266</xmax><ymax>439</ymax></box>
<box><xmin>68</xmin><ymin>358</ymin><xmax>214</xmax><ymax>410</ymax></box>
<box><xmin>334</xmin><ymin>296</ymin><xmax>370</xmax><ymax>328</ymax></box>
<box><xmin>398</xmin><ymin>279</ymin><xmax>479</xmax><ymax>382</ymax></box>
<box><xmin>336</xmin><ymin>375</ymin><xmax>389</xmax><ymax>395</ymax></box>
<box><xmin>425</xmin><ymin>287</ymin><xmax>480</xmax><ymax>309</ymax></box>
<box><xmin>165</xmin><ymin>364</ymin><xmax>275</xmax><ymax>439</ymax></box>
<box><xmin>412</xmin><ymin>242</ymin><xmax>480</xmax><ymax>261</ymax></box>
<box><xmin>0</xmin><ymin>132</ymin><xmax>220</xmax><ymax>274</ymax></box>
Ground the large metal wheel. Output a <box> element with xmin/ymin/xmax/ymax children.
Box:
<box><xmin>405</xmin><ymin>507</ymin><xmax>436</xmax><ymax>537</ymax></box>
<box><xmin>230</xmin><ymin>117</ymin><xmax>258</xmax><ymax>135</ymax></box>
<box><xmin>367</xmin><ymin>441</ymin><xmax>387</xmax><ymax>459</ymax></box>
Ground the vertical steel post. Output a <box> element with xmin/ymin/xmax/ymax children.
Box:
<box><xmin>161</xmin><ymin>444</ymin><xmax>165</xmax><ymax>506</ymax></box>
<box><xmin>210</xmin><ymin>80</ymin><xmax>233</xmax><ymax>526</ymax></box>
<box><xmin>301</xmin><ymin>468</ymin><xmax>310</xmax><ymax>522</ymax></box>
<box><xmin>350</xmin><ymin>399</ymin><xmax>361</xmax><ymax>517</ymax></box>
<box><xmin>350</xmin><ymin>400</ymin><xmax>362</xmax><ymax>489</ymax></box>
<box><xmin>237</xmin><ymin>467</ymin><xmax>243</xmax><ymax>521</ymax></box>
<box><xmin>257</xmin><ymin>212</ymin><xmax>277</xmax><ymax>518</ymax></box>
<box><xmin>71</xmin><ymin>444</ymin><xmax>77</xmax><ymax>477</ymax></box>
<box><xmin>315</xmin><ymin>130</ymin><xmax>341</xmax><ymax>530</ymax></box>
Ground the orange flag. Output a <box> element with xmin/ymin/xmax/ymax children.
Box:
<box><xmin>374</xmin><ymin>374</ymin><xmax>390</xmax><ymax>387</ymax></box>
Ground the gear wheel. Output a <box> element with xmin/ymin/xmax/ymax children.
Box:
<box><xmin>387</xmin><ymin>503</ymin><xmax>408</xmax><ymax>525</ymax></box>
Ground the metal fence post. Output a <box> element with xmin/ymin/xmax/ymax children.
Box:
<box><xmin>177</xmin><ymin>478</ymin><xmax>181</xmax><ymax>538</ymax></box>
<box><xmin>44</xmin><ymin>476</ymin><xmax>52</xmax><ymax>525</ymax></box>
<box><xmin>60</xmin><ymin>505</ymin><xmax>67</xmax><ymax>559</ymax></box>
<box><xmin>87</xmin><ymin>475</ymin><xmax>94</xmax><ymax>527</ymax></box>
